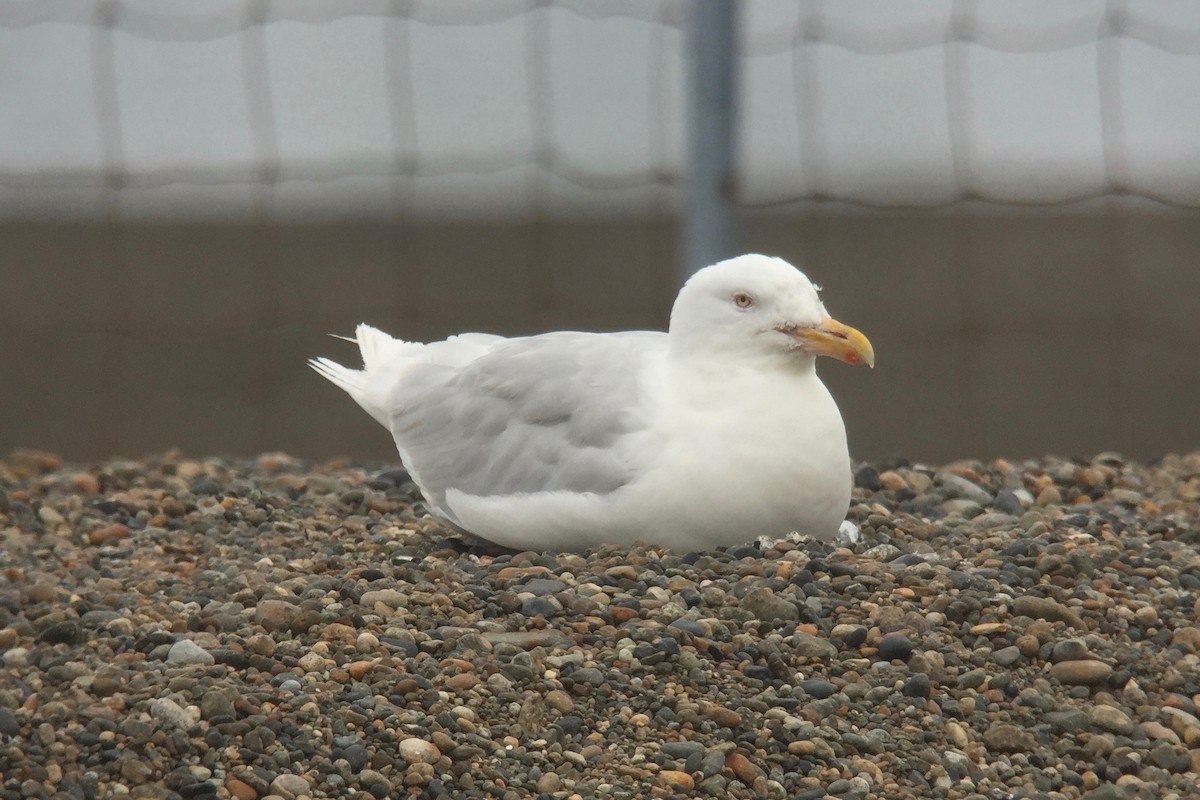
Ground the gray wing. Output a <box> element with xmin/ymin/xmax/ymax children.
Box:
<box><xmin>387</xmin><ymin>331</ymin><xmax>661</xmax><ymax>521</ymax></box>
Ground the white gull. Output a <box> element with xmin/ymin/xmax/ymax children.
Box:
<box><xmin>310</xmin><ymin>254</ymin><xmax>874</xmax><ymax>552</ymax></box>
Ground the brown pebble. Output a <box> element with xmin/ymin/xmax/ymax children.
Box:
<box><xmin>1050</xmin><ymin>659</ymin><xmax>1113</xmax><ymax>686</ymax></box>
<box><xmin>346</xmin><ymin>660</ymin><xmax>376</xmax><ymax>680</ymax></box>
<box><xmin>545</xmin><ymin>689</ymin><xmax>574</xmax><ymax>713</ymax></box>
<box><xmin>704</xmin><ymin>702</ymin><xmax>742</xmax><ymax>728</ymax></box>
<box><xmin>1015</xmin><ymin>634</ymin><xmax>1041</xmax><ymax>657</ymax></box>
<box><xmin>983</xmin><ymin>723</ymin><xmax>1036</xmax><ymax>752</ymax></box>
<box><xmin>535</xmin><ymin>773</ymin><xmax>562</xmax><ymax>793</ymax></box>
<box><xmin>88</xmin><ymin>523</ymin><xmax>130</xmax><ymax>545</ymax></box>
<box><xmin>725</xmin><ymin>752</ymin><xmax>761</xmax><ymax>784</ymax></box>
<box><xmin>70</xmin><ymin>472</ymin><xmax>101</xmax><ymax>494</ymax></box>
<box><xmin>609</xmin><ymin>606</ymin><xmax>639</xmax><ymax>624</ymax></box>
<box><xmin>25</xmin><ymin>584</ymin><xmax>59</xmax><ymax>603</ymax></box>
<box><xmin>0</xmin><ymin>629</ymin><xmax>18</xmax><ymax>649</ymax></box>
<box><xmin>659</xmin><ymin>770</ymin><xmax>694</xmax><ymax>791</ymax></box>
<box><xmin>445</xmin><ymin>673</ymin><xmax>480</xmax><ymax>691</ymax></box>
<box><xmin>496</xmin><ymin>566</ymin><xmax>551</xmax><ymax>580</ymax></box>
<box><xmin>1036</xmin><ymin>486</ymin><xmax>1063</xmax><ymax>507</ymax></box>
<box><xmin>1012</xmin><ymin>596</ymin><xmax>1085</xmax><ymax>630</ymax></box>
<box><xmin>225</xmin><ymin>778</ymin><xmax>258</xmax><ymax>800</ymax></box>
<box><xmin>1171</xmin><ymin>627</ymin><xmax>1200</xmax><ymax>651</ymax></box>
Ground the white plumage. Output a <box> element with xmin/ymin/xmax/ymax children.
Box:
<box><xmin>311</xmin><ymin>254</ymin><xmax>874</xmax><ymax>552</ymax></box>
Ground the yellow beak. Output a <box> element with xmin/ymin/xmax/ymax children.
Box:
<box><xmin>784</xmin><ymin>317</ymin><xmax>875</xmax><ymax>368</ymax></box>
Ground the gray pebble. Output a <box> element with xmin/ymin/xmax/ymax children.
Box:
<box><xmin>167</xmin><ymin>639</ymin><xmax>215</xmax><ymax>666</ymax></box>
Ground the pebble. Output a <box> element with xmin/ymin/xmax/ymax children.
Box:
<box><xmin>878</xmin><ymin>632</ymin><xmax>914</xmax><ymax>662</ymax></box>
<box><xmin>167</xmin><ymin>639</ymin><xmax>215</xmax><ymax>666</ymax></box>
<box><xmin>1013</xmin><ymin>595</ymin><xmax>1086</xmax><ymax>630</ymax></box>
<box><xmin>1050</xmin><ymin>638</ymin><xmax>1092</xmax><ymax>662</ymax></box>
<box><xmin>741</xmin><ymin>586</ymin><xmax>799</xmax><ymax>621</ymax></box>
<box><xmin>1089</xmin><ymin>705</ymin><xmax>1135</xmax><ymax>735</ymax></box>
<box><xmin>1050</xmin><ymin>659</ymin><xmax>1114</xmax><ymax>686</ymax></box>
<box><xmin>253</xmin><ymin>599</ymin><xmax>300</xmax><ymax>632</ymax></box>
<box><xmin>268</xmin><ymin>774</ymin><xmax>310</xmax><ymax>800</ymax></box>
<box><xmin>397</xmin><ymin>737</ymin><xmax>440</xmax><ymax>764</ymax></box>
<box><xmin>1</xmin><ymin>450</ymin><xmax>1198</xmax><ymax>800</ymax></box>
<box><xmin>983</xmin><ymin>723</ymin><xmax>1036</xmax><ymax>752</ymax></box>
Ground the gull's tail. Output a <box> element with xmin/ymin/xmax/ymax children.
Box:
<box><xmin>308</xmin><ymin>324</ymin><xmax>416</xmax><ymax>428</ymax></box>
<box><xmin>310</xmin><ymin>323</ymin><xmax>503</xmax><ymax>429</ymax></box>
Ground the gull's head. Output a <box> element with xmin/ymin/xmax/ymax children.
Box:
<box><xmin>669</xmin><ymin>254</ymin><xmax>874</xmax><ymax>369</ymax></box>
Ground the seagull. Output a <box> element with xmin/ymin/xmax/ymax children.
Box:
<box><xmin>310</xmin><ymin>254</ymin><xmax>874</xmax><ymax>552</ymax></box>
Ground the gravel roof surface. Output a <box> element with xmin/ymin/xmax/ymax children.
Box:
<box><xmin>1</xmin><ymin>449</ymin><xmax>1199</xmax><ymax>800</ymax></box>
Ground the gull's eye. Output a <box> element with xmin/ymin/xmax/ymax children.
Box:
<box><xmin>733</xmin><ymin>292</ymin><xmax>754</xmax><ymax>309</ymax></box>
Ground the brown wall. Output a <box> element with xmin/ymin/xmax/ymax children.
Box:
<box><xmin>4</xmin><ymin>206</ymin><xmax>1198</xmax><ymax>464</ymax></box>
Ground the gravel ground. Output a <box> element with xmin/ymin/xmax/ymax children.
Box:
<box><xmin>1</xmin><ymin>448</ymin><xmax>1199</xmax><ymax>800</ymax></box>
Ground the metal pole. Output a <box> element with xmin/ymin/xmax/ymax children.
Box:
<box><xmin>682</xmin><ymin>0</ymin><xmax>739</xmax><ymax>282</ymax></box>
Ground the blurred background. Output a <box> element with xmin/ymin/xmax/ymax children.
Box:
<box><xmin>2</xmin><ymin>0</ymin><xmax>1199</xmax><ymax>464</ymax></box>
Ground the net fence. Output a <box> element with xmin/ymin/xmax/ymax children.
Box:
<box><xmin>1</xmin><ymin>0</ymin><xmax>1199</xmax><ymax>221</ymax></box>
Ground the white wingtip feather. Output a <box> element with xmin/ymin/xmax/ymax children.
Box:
<box><xmin>308</xmin><ymin>357</ymin><xmax>365</xmax><ymax>399</ymax></box>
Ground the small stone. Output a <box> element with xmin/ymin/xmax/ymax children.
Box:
<box><xmin>1035</xmin><ymin>485</ymin><xmax>1063</xmax><ymax>506</ymax></box>
<box><xmin>545</xmin><ymin>689</ymin><xmax>574</xmax><ymax>713</ymax></box>
<box><xmin>346</xmin><ymin>660</ymin><xmax>376</xmax><ymax>680</ymax></box>
<box><xmin>798</xmin><ymin>679</ymin><xmax>836</xmax><ymax>699</ymax></box>
<box><xmin>604</xmin><ymin>565</ymin><xmax>637</xmax><ymax>580</ymax></box>
<box><xmin>296</xmin><ymin>652</ymin><xmax>326</xmax><ymax>674</ymax></box>
<box><xmin>36</xmin><ymin>621</ymin><xmax>79</xmax><ymax>645</ymax></box>
<box><xmin>993</xmin><ymin>490</ymin><xmax>1025</xmax><ymax>516</ymax></box>
<box><xmin>267</xmin><ymin>774</ymin><xmax>309</xmax><ymax>800</ymax></box>
<box><xmin>1089</xmin><ymin>705</ymin><xmax>1134</xmax><ymax>735</ymax></box>
<box><xmin>1050</xmin><ymin>638</ymin><xmax>1092</xmax><ymax>662</ymax></box>
<box><xmin>741</xmin><ymin>587</ymin><xmax>798</xmax><ymax>622</ymax></box>
<box><xmin>792</xmin><ymin>631</ymin><xmax>836</xmax><ymax>660</ymax></box>
<box><xmin>397</xmin><ymin>737</ymin><xmax>440</xmax><ymax>764</ymax></box>
<box><xmin>983</xmin><ymin>723</ymin><xmax>1036</xmax><ymax>752</ymax></box>
<box><xmin>121</xmin><ymin>759</ymin><xmax>154</xmax><ymax>783</ymax></box>
<box><xmin>321</xmin><ymin>622</ymin><xmax>357</xmax><ymax>644</ymax></box>
<box><xmin>854</xmin><ymin>464</ymin><xmax>882</xmax><ymax>491</ymax></box>
<box><xmin>902</xmin><ymin>673</ymin><xmax>931</xmax><ymax>699</ymax></box>
<box><xmin>88</xmin><ymin>523</ymin><xmax>130</xmax><ymax>545</ymax></box>
<box><xmin>341</xmin><ymin>742</ymin><xmax>368</xmax><ymax>773</ymax></box>
<box><xmin>1050</xmin><ymin>659</ymin><xmax>1113</xmax><ymax>686</ymax></box>
<box><xmin>356</xmin><ymin>631</ymin><xmax>379</xmax><ymax>652</ymax></box>
<box><xmin>535</xmin><ymin>773</ymin><xmax>562</xmax><ymax>793</ymax></box>
<box><xmin>991</xmin><ymin>645</ymin><xmax>1022</xmax><ymax>666</ymax></box>
<box><xmin>878</xmin><ymin>633</ymin><xmax>914</xmax><ymax>662</ymax></box>
<box><xmin>659</xmin><ymin>771</ymin><xmax>694</xmax><ymax>791</ymax></box>
<box><xmin>481</xmin><ymin>630</ymin><xmax>571</xmax><ymax>649</ymax></box>
<box><xmin>945</xmin><ymin>720</ymin><xmax>969</xmax><ymax>749</ymax></box>
<box><xmin>937</xmin><ymin>472</ymin><xmax>993</xmax><ymax>504</ymax></box>
<box><xmin>1013</xmin><ymin>596</ymin><xmax>1085</xmax><ymax>630</ymax></box>
<box><xmin>0</xmin><ymin>628</ymin><xmax>17</xmax><ymax>649</ymax></box>
<box><xmin>149</xmin><ymin>697</ymin><xmax>194</xmax><ymax>731</ymax></box>
<box><xmin>26</xmin><ymin>583</ymin><xmax>59</xmax><ymax>603</ymax></box>
<box><xmin>725</xmin><ymin>752</ymin><xmax>761</xmax><ymax>784</ymax></box>
<box><xmin>254</xmin><ymin>600</ymin><xmax>299</xmax><ymax>632</ymax></box>
<box><xmin>199</xmin><ymin>687</ymin><xmax>237</xmax><ymax>720</ymax></box>
<box><xmin>247</xmin><ymin>633</ymin><xmax>276</xmax><ymax>656</ymax></box>
<box><xmin>225</xmin><ymin>778</ymin><xmax>258</xmax><ymax>800</ymax></box>
<box><xmin>1045</xmin><ymin>709</ymin><xmax>1090</xmax><ymax>734</ymax></box>
<box><xmin>167</xmin><ymin>640</ymin><xmax>215</xmax><ymax>666</ymax></box>
<box><xmin>0</xmin><ymin>708</ymin><xmax>19</xmax><ymax>736</ymax></box>
<box><xmin>70</xmin><ymin>472</ymin><xmax>101</xmax><ymax>494</ymax></box>
<box><xmin>445</xmin><ymin>672</ymin><xmax>479</xmax><ymax>691</ymax></box>
<box><xmin>703</xmin><ymin>702</ymin><xmax>742</xmax><ymax>728</ymax></box>
<box><xmin>2</xmin><ymin>647</ymin><xmax>29</xmax><ymax>667</ymax></box>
